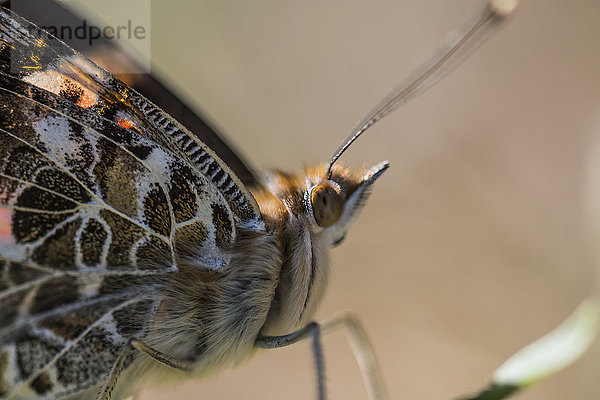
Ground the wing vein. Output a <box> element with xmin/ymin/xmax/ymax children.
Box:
<box><xmin>6</xmin><ymin>297</ymin><xmax>147</xmax><ymax>398</ymax></box>
<box><xmin>0</xmin><ymin>172</ymin><xmax>85</xmax><ymax>207</ymax></box>
<box><xmin>0</xmin><ymin>81</ymin><xmax>177</xmax><ymax>245</ymax></box>
<box><xmin>0</xmin><ymin>124</ymin><xmax>169</xmax><ymax>243</ymax></box>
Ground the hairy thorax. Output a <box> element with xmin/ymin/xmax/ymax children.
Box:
<box><xmin>253</xmin><ymin>182</ymin><xmax>331</xmax><ymax>337</ymax></box>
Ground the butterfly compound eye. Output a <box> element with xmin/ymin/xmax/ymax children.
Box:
<box><xmin>310</xmin><ymin>181</ymin><xmax>344</xmax><ymax>228</ymax></box>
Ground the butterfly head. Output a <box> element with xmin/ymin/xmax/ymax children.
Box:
<box><xmin>305</xmin><ymin>161</ymin><xmax>388</xmax><ymax>246</ymax></box>
<box><xmin>260</xmin><ymin>161</ymin><xmax>388</xmax><ymax>246</ymax></box>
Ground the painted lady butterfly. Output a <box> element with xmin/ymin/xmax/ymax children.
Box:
<box><xmin>0</xmin><ymin>1</ymin><xmax>516</xmax><ymax>399</ymax></box>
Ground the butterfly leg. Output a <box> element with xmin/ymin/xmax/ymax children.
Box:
<box><xmin>98</xmin><ymin>338</ymin><xmax>195</xmax><ymax>400</ymax></box>
<box><xmin>256</xmin><ymin>322</ymin><xmax>326</xmax><ymax>400</ymax></box>
<box><xmin>319</xmin><ymin>312</ymin><xmax>388</xmax><ymax>400</ymax></box>
<box><xmin>256</xmin><ymin>312</ymin><xmax>387</xmax><ymax>400</ymax></box>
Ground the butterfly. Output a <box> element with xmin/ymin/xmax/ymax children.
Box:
<box><xmin>0</xmin><ymin>1</ymin><xmax>515</xmax><ymax>399</ymax></box>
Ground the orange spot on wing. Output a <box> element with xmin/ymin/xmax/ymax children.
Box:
<box><xmin>0</xmin><ymin>208</ymin><xmax>13</xmax><ymax>244</ymax></box>
<box><xmin>115</xmin><ymin>116</ymin><xmax>136</xmax><ymax>131</ymax></box>
<box><xmin>76</xmin><ymin>90</ymin><xmax>98</xmax><ymax>109</ymax></box>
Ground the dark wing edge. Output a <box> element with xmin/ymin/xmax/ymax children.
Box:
<box><xmin>128</xmin><ymin>74</ymin><xmax>261</xmax><ymax>190</ymax></box>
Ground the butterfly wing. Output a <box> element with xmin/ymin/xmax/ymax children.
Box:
<box><xmin>8</xmin><ymin>0</ymin><xmax>261</xmax><ymax>190</ymax></box>
<box><xmin>0</xmin><ymin>7</ymin><xmax>263</xmax><ymax>398</ymax></box>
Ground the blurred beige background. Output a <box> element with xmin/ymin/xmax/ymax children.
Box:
<box><xmin>78</xmin><ymin>0</ymin><xmax>600</xmax><ymax>399</ymax></box>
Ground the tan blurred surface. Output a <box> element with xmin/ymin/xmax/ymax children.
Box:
<box><xmin>90</xmin><ymin>0</ymin><xmax>600</xmax><ymax>399</ymax></box>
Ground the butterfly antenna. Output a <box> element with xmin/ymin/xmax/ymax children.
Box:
<box><xmin>326</xmin><ymin>0</ymin><xmax>518</xmax><ymax>177</ymax></box>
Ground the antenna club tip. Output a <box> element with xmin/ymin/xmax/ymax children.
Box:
<box><xmin>490</xmin><ymin>0</ymin><xmax>519</xmax><ymax>17</ymax></box>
